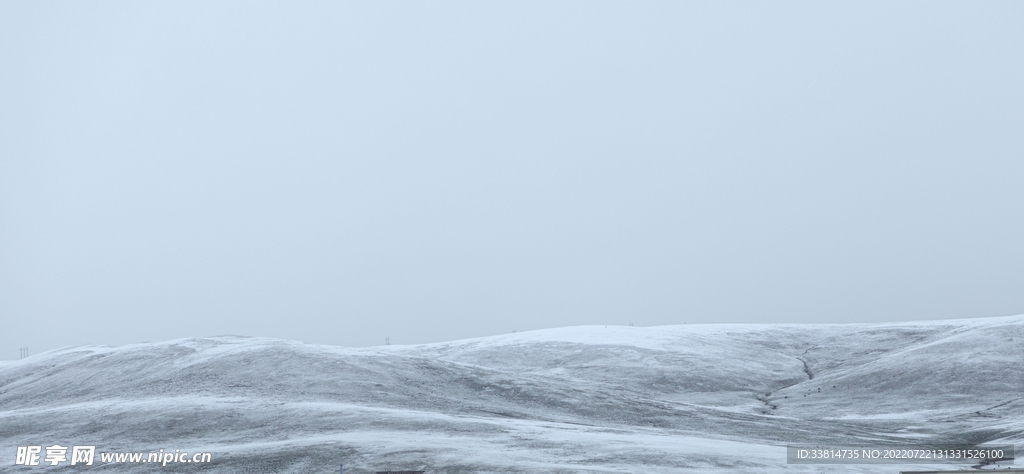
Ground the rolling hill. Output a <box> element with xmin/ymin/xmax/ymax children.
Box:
<box><xmin>2</xmin><ymin>316</ymin><xmax>1021</xmax><ymax>473</ymax></box>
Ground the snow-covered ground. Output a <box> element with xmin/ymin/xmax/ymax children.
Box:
<box><xmin>2</xmin><ymin>316</ymin><xmax>1021</xmax><ymax>473</ymax></box>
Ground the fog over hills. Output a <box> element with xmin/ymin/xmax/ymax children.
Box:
<box><xmin>2</xmin><ymin>316</ymin><xmax>1022</xmax><ymax>473</ymax></box>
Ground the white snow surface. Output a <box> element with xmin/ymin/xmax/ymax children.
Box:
<box><xmin>2</xmin><ymin>316</ymin><xmax>1022</xmax><ymax>473</ymax></box>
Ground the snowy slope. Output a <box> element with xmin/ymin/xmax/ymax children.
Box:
<box><xmin>1</xmin><ymin>316</ymin><xmax>1021</xmax><ymax>473</ymax></box>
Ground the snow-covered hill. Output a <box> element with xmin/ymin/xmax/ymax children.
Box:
<box><xmin>2</xmin><ymin>316</ymin><xmax>1021</xmax><ymax>473</ymax></box>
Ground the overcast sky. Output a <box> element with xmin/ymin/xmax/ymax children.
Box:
<box><xmin>2</xmin><ymin>1</ymin><xmax>1022</xmax><ymax>358</ymax></box>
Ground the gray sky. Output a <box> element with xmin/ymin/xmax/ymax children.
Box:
<box><xmin>2</xmin><ymin>1</ymin><xmax>1023</xmax><ymax>358</ymax></box>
